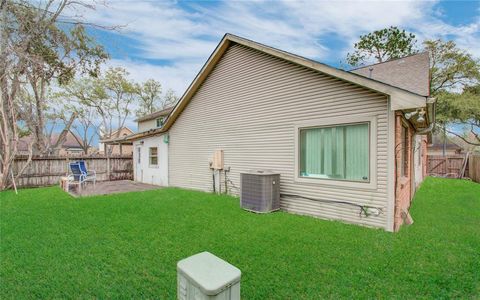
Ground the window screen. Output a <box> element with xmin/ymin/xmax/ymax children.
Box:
<box><xmin>149</xmin><ymin>147</ymin><xmax>158</xmax><ymax>166</ymax></box>
<box><xmin>300</xmin><ymin>123</ymin><xmax>370</xmax><ymax>182</ymax></box>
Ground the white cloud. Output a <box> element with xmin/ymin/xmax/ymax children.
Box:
<box><xmin>107</xmin><ymin>58</ymin><xmax>201</xmax><ymax>96</ymax></box>
<box><xmin>76</xmin><ymin>0</ymin><xmax>479</xmax><ymax>131</ymax></box>
<box><xmin>85</xmin><ymin>1</ymin><xmax>479</xmax><ymax>67</ymax></box>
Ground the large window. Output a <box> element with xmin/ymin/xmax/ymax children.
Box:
<box><xmin>299</xmin><ymin>122</ymin><xmax>370</xmax><ymax>182</ymax></box>
<box><xmin>149</xmin><ymin>147</ymin><xmax>158</xmax><ymax>166</ymax></box>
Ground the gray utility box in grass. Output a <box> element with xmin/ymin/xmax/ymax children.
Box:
<box><xmin>240</xmin><ymin>170</ymin><xmax>280</xmax><ymax>213</ymax></box>
<box><xmin>177</xmin><ymin>252</ymin><xmax>241</xmax><ymax>300</ymax></box>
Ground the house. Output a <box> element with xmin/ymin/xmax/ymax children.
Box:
<box><xmin>135</xmin><ymin>107</ymin><xmax>173</xmax><ymax>132</ymax></box>
<box><xmin>18</xmin><ymin>132</ymin><xmax>93</xmax><ymax>156</ymax></box>
<box><xmin>99</xmin><ymin>127</ymin><xmax>135</xmax><ymax>155</ymax></box>
<box><xmin>111</xmin><ymin>34</ymin><xmax>435</xmax><ymax>232</ymax></box>
<box><xmin>427</xmin><ymin>133</ymin><xmax>464</xmax><ymax>156</ymax></box>
<box><xmin>101</xmin><ymin>108</ymin><xmax>173</xmax><ymax>183</ymax></box>
<box><xmin>450</xmin><ymin>132</ymin><xmax>480</xmax><ymax>153</ymax></box>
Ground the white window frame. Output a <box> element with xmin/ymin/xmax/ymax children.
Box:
<box><xmin>294</xmin><ymin>114</ymin><xmax>377</xmax><ymax>190</ymax></box>
<box><xmin>149</xmin><ymin>147</ymin><xmax>158</xmax><ymax>167</ymax></box>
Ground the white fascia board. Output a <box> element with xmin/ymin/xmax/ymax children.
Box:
<box><xmin>390</xmin><ymin>92</ymin><xmax>427</xmax><ymax>110</ymax></box>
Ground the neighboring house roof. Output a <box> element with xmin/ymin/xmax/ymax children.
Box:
<box><xmin>428</xmin><ymin>133</ymin><xmax>463</xmax><ymax>152</ymax></box>
<box><xmin>112</xmin><ymin>33</ymin><xmax>429</xmax><ymax>142</ymax></box>
<box><xmin>100</xmin><ymin>127</ymin><xmax>135</xmax><ymax>141</ymax></box>
<box><xmin>135</xmin><ymin>107</ymin><xmax>173</xmax><ymax>122</ymax></box>
<box><xmin>350</xmin><ymin>52</ymin><xmax>430</xmax><ymax>97</ymax></box>
<box><xmin>18</xmin><ymin>132</ymin><xmax>84</xmax><ymax>152</ymax></box>
<box><xmin>448</xmin><ymin>132</ymin><xmax>480</xmax><ymax>152</ymax></box>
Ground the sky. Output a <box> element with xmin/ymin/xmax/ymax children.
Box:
<box><xmin>62</xmin><ymin>0</ymin><xmax>480</xmax><ymax>143</ymax></box>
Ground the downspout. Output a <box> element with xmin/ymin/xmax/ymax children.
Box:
<box><xmin>416</xmin><ymin>99</ymin><xmax>436</xmax><ymax>135</ymax></box>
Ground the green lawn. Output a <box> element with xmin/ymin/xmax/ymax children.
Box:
<box><xmin>1</xmin><ymin>177</ymin><xmax>479</xmax><ymax>299</ymax></box>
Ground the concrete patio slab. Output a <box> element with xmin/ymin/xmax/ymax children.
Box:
<box><xmin>68</xmin><ymin>180</ymin><xmax>161</xmax><ymax>197</ymax></box>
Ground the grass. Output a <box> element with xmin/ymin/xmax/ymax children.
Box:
<box><xmin>1</xmin><ymin>177</ymin><xmax>479</xmax><ymax>299</ymax></box>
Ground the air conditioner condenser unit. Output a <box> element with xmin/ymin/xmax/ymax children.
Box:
<box><xmin>240</xmin><ymin>170</ymin><xmax>280</xmax><ymax>213</ymax></box>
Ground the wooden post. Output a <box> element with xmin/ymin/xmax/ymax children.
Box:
<box><xmin>119</xmin><ymin>143</ymin><xmax>123</xmax><ymax>155</ymax></box>
<box><xmin>65</xmin><ymin>156</ymin><xmax>69</xmax><ymax>176</ymax></box>
<box><xmin>106</xmin><ymin>149</ymin><xmax>111</xmax><ymax>181</ymax></box>
<box><xmin>445</xmin><ymin>156</ymin><xmax>448</xmax><ymax>175</ymax></box>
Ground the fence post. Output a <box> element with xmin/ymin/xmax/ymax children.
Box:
<box><xmin>106</xmin><ymin>155</ymin><xmax>111</xmax><ymax>181</ymax></box>
<box><xmin>444</xmin><ymin>156</ymin><xmax>448</xmax><ymax>174</ymax></box>
<box><xmin>65</xmin><ymin>156</ymin><xmax>69</xmax><ymax>176</ymax></box>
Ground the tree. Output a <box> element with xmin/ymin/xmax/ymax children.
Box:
<box><xmin>0</xmin><ymin>0</ymin><xmax>108</xmax><ymax>189</ymax></box>
<box><xmin>101</xmin><ymin>67</ymin><xmax>138</xmax><ymax>138</ymax></box>
<box><xmin>347</xmin><ymin>26</ymin><xmax>417</xmax><ymax>67</ymax></box>
<box><xmin>136</xmin><ymin>79</ymin><xmax>162</xmax><ymax>117</ymax></box>
<box><xmin>346</xmin><ymin>28</ymin><xmax>480</xmax><ymax>150</ymax></box>
<box><xmin>424</xmin><ymin>39</ymin><xmax>480</xmax><ymax>95</ymax></box>
<box><xmin>68</xmin><ymin>106</ymin><xmax>99</xmax><ymax>154</ymax></box>
<box><xmin>163</xmin><ymin>88</ymin><xmax>179</xmax><ymax>109</ymax></box>
<box><xmin>64</xmin><ymin>67</ymin><xmax>138</xmax><ymax>153</ymax></box>
<box><xmin>135</xmin><ymin>81</ymin><xmax>179</xmax><ymax>118</ymax></box>
<box><xmin>436</xmin><ymin>86</ymin><xmax>480</xmax><ymax>146</ymax></box>
<box><xmin>21</xmin><ymin>9</ymin><xmax>107</xmax><ymax>154</ymax></box>
<box><xmin>423</xmin><ymin>39</ymin><xmax>480</xmax><ymax>148</ymax></box>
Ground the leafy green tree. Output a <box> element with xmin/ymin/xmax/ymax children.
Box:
<box><xmin>13</xmin><ymin>1</ymin><xmax>108</xmax><ymax>154</ymax></box>
<box><xmin>436</xmin><ymin>86</ymin><xmax>480</xmax><ymax>146</ymax></box>
<box><xmin>347</xmin><ymin>26</ymin><xmax>417</xmax><ymax>67</ymax></box>
<box><xmin>62</xmin><ymin>67</ymin><xmax>138</xmax><ymax>148</ymax></box>
<box><xmin>102</xmin><ymin>67</ymin><xmax>138</xmax><ymax>138</ymax></box>
<box><xmin>425</xmin><ymin>39</ymin><xmax>480</xmax><ymax>95</ymax></box>
<box><xmin>162</xmin><ymin>88</ymin><xmax>179</xmax><ymax>109</ymax></box>
<box><xmin>135</xmin><ymin>80</ymin><xmax>179</xmax><ymax>118</ymax></box>
<box><xmin>424</xmin><ymin>39</ymin><xmax>480</xmax><ymax>147</ymax></box>
<box><xmin>0</xmin><ymin>0</ymin><xmax>108</xmax><ymax>189</ymax></box>
<box><xmin>136</xmin><ymin>79</ymin><xmax>163</xmax><ymax>117</ymax></box>
<box><xmin>347</xmin><ymin>28</ymin><xmax>480</xmax><ymax>148</ymax></box>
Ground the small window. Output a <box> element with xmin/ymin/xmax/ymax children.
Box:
<box><xmin>156</xmin><ymin>118</ymin><xmax>164</xmax><ymax>128</ymax></box>
<box><xmin>137</xmin><ymin>147</ymin><xmax>141</xmax><ymax>164</ymax></box>
<box><xmin>149</xmin><ymin>147</ymin><xmax>158</xmax><ymax>166</ymax></box>
<box><xmin>299</xmin><ymin>122</ymin><xmax>370</xmax><ymax>182</ymax></box>
<box><xmin>401</xmin><ymin>124</ymin><xmax>408</xmax><ymax>177</ymax></box>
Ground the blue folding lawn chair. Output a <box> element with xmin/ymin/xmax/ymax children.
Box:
<box><xmin>68</xmin><ymin>161</ymin><xmax>96</xmax><ymax>192</ymax></box>
<box><xmin>77</xmin><ymin>161</ymin><xmax>96</xmax><ymax>185</ymax></box>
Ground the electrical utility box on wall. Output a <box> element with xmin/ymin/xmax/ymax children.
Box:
<box><xmin>212</xmin><ymin>149</ymin><xmax>224</xmax><ymax>170</ymax></box>
<box><xmin>177</xmin><ymin>251</ymin><xmax>241</xmax><ymax>300</ymax></box>
<box><xmin>240</xmin><ymin>170</ymin><xmax>280</xmax><ymax>213</ymax></box>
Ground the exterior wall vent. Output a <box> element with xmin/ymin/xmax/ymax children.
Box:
<box><xmin>240</xmin><ymin>170</ymin><xmax>280</xmax><ymax>213</ymax></box>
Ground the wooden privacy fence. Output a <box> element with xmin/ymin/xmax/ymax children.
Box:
<box><xmin>427</xmin><ymin>154</ymin><xmax>480</xmax><ymax>183</ymax></box>
<box><xmin>12</xmin><ymin>155</ymin><xmax>133</xmax><ymax>188</ymax></box>
<box><xmin>427</xmin><ymin>155</ymin><xmax>467</xmax><ymax>178</ymax></box>
<box><xmin>469</xmin><ymin>155</ymin><xmax>480</xmax><ymax>183</ymax></box>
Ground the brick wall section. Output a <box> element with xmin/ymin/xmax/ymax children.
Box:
<box><xmin>394</xmin><ymin>112</ymin><xmax>415</xmax><ymax>231</ymax></box>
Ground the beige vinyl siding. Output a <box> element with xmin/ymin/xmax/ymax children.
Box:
<box><xmin>169</xmin><ymin>44</ymin><xmax>390</xmax><ymax>229</ymax></box>
<box><xmin>138</xmin><ymin>119</ymin><xmax>158</xmax><ymax>132</ymax></box>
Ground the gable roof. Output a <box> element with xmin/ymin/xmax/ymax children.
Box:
<box><xmin>135</xmin><ymin>107</ymin><xmax>173</xmax><ymax>122</ymax></box>
<box><xmin>428</xmin><ymin>133</ymin><xmax>463</xmax><ymax>151</ymax></box>
<box><xmin>100</xmin><ymin>127</ymin><xmax>135</xmax><ymax>141</ymax></box>
<box><xmin>350</xmin><ymin>52</ymin><xmax>430</xmax><ymax>97</ymax></box>
<box><xmin>18</xmin><ymin>132</ymin><xmax>84</xmax><ymax>151</ymax></box>
<box><xmin>118</xmin><ymin>34</ymin><xmax>429</xmax><ymax>142</ymax></box>
<box><xmin>161</xmin><ymin>34</ymin><xmax>428</xmax><ymax>133</ymax></box>
<box><xmin>110</xmin><ymin>127</ymin><xmax>134</xmax><ymax>136</ymax></box>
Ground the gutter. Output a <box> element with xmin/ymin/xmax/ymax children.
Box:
<box><xmin>417</xmin><ymin>98</ymin><xmax>436</xmax><ymax>134</ymax></box>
